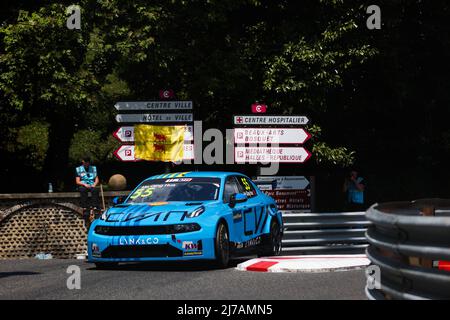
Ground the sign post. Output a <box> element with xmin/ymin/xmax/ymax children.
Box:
<box><xmin>234</xmin><ymin>147</ymin><xmax>311</xmax><ymax>163</ymax></box>
<box><xmin>113</xmin><ymin>126</ymin><xmax>193</xmax><ymax>143</ymax></box>
<box><xmin>234</xmin><ymin>128</ymin><xmax>310</xmax><ymax>144</ymax></box>
<box><xmin>232</xmin><ymin>111</ymin><xmax>311</xmax><ymax>164</ymax></box>
<box><xmin>113</xmin><ymin>144</ymin><xmax>194</xmax><ymax>162</ymax></box>
<box><xmin>254</xmin><ymin>176</ymin><xmax>312</xmax><ymax>212</ymax></box>
<box><xmin>115</xmin><ymin>113</ymin><xmax>193</xmax><ymax>123</ymax></box>
<box><xmin>113</xmin><ymin>95</ymin><xmax>194</xmax><ymax>163</ymax></box>
<box><xmin>251</xmin><ymin>104</ymin><xmax>267</xmax><ymax>113</ymax></box>
<box><xmin>233</xmin><ymin>115</ymin><xmax>309</xmax><ymax>126</ymax></box>
<box><xmin>115</xmin><ymin>101</ymin><xmax>192</xmax><ymax>111</ymax></box>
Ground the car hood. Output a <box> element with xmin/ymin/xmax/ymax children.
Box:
<box><xmin>101</xmin><ymin>201</ymin><xmax>214</xmax><ymax>225</ymax></box>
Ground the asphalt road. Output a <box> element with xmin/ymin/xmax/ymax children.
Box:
<box><xmin>0</xmin><ymin>258</ymin><xmax>366</xmax><ymax>300</ymax></box>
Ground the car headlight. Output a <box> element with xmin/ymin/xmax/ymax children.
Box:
<box><xmin>173</xmin><ymin>223</ymin><xmax>201</xmax><ymax>233</ymax></box>
<box><xmin>187</xmin><ymin>206</ymin><xmax>205</xmax><ymax>218</ymax></box>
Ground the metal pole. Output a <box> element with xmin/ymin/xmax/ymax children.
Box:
<box><xmin>100</xmin><ymin>183</ymin><xmax>106</xmax><ymax>211</ymax></box>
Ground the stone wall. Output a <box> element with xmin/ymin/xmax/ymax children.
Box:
<box><xmin>0</xmin><ymin>191</ymin><xmax>129</xmax><ymax>259</ymax></box>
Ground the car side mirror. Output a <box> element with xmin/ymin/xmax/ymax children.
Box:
<box><xmin>229</xmin><ymin>193</ymin><xmax>247</xmax><ymax>208</ymax></box>
<box><xmin>113</xmin><ymin>196</ymin><xmax>126</xmax><ymax>205</ymax></box>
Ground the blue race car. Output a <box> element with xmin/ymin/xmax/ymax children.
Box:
<box><xmin>87</xmin><ymin>171</ymin><xmax>283</xmax><ymax>269</ymax></box>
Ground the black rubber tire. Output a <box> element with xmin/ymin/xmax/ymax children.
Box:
<box><xmin>258</xmin><ymin>219</ymin><xmax>282</xmax><ymax>257</ymax></box>
<box><xmin>214</xmin><ymin>221</ymin><xmax>230</xmax><ymax>268</ymax></box>
<box><xmin>95</xmin><ymin>262</ymin><xmax>118</xmax><ymax>270</ymax></box>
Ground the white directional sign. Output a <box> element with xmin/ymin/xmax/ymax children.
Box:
<box><xmin>115</xmin><ymin>101</ymin><xmax>193</xmax><ymax>111</ymax></box>
<box><xmin>114</xmin><ymin>144</ymin><xmax>194</xmax><ymax>162</ymax></box>
<box><xmin>116</xmin><ymin>113</ymin><xmax>193</xmax><ymax>123</ymax></box>
<box><xmin>113</xmin><ymin>126</ymin><xmax>193</xmax><ymax>143</ymax></box>
<box><xmin>234</xmin><ymin>128</ymin><xmax>310</xmax><ymax>144</ymax></box>
<box><xmin>233</xmin><ymin>115</ymin><xmax>309</xmax><ymax>125</ymax></box>
<box><xmin>234</xmin><ymin>146</ymin><xmax>311</xmax><ymax>163</ymax></box>
<box><xmin>254</xmin><ymin>176</ymin><xmax>310</xmax><ymax>190</ymax></box>
<box><xmin>113</xmin><ymin>145</ymin><xmax>138</xmax><ymax>162</ymax></box>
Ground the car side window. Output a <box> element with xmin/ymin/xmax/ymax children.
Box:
<box><xmin>236</xmin><ymin>176</ymin><xmax>257</xmax><ymax>198</ymax></box>
<box><xmin>223</xmin><ymin>177</ymin><xmax>240</xmax><ymax>203</ymax></box>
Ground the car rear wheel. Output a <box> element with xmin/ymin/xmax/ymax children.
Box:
<box><xmin>258</xmin><ymin>220</ymin><xmax>282</xmax><ymax>257</ymax></box>
<box><xmin>214</xmin><ymin>221</ymin><xmax>230</xmax><ymax>268</ymax></box>
<box><xmin>95</xmin><ymin>262</ymin><xmax>118</xmax><ymax>270</ymax></box>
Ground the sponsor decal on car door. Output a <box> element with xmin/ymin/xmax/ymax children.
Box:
<box><xmin>237</xmin><ymin>176</ymin><xmax>267</xmax><ymax>240</ymax></box>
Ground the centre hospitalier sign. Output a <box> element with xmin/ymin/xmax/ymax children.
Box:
<box><xmin>232</xmin><ymin>108</ymin><xmax>311</xmax><ymax>164</ymax></box>
<box><xmin>233</xmin><ymin>115</ymin><xmax>309</xmax><ymax>125</ymax></box>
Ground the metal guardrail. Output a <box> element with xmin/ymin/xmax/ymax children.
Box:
<box><xmin>281</xmin><ymin>211</ymin><xmax>370</xmax><ymax>255</ymax></box>
<box><xmin>365</xmin><ymin>199</ymin><xmax>450</xmax><ymax>300</ymax></box>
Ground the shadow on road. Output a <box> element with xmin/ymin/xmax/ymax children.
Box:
<box><xmin>0</xmin><ymin>271</ymin><xmax>40</xmax><ymax>279</ymax></box>
<box><xmin>86</xmin><ymin>257</ymin><xmax>250</xmax><ymax>272</ymax></box>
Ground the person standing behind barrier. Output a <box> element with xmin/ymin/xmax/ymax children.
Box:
<box><xmin>75</xmin><ymin>156</ymin><xmax>100</xmax><ymax>212</ymax></box>
<box><xmin>343</xmin><ymin>170</ymin><xmax>365</xmax><ymax>211</ymax></box>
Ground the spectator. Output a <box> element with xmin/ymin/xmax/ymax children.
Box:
<box><xmin>75</xmin><ymin>156</ymin><xmax>100</xmax><ymax>212</ymax></box>
<box><xmin>343</xmin><ymin>170</ymin><xmax>365</xmax><ymax>211</ymax></box>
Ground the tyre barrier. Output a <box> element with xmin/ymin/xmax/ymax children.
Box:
<box><xmin>365</xmin><ymin>199</ymin><xmax>450</xmax><ymax>300</ymax></box>
<box><xmin>282</xmin><ymin>211</ymin><xmax>370</xmax><ymax>255</ymax></box>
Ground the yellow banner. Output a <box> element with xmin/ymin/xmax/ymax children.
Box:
<box><xmin>134</xmin><ymin>125</ymin><xmax>185</xmax><ymax>162</ymax></box>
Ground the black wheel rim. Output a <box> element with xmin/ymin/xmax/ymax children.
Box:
<box><xmin>272</xmin><ymin>225</ymin><xmax>282</xmax><ymax>255</ymax></box>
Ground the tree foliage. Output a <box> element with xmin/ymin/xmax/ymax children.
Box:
<box><xmin>68</xmin><ymin>129</ymin><xmax>118</xmax><ymax>166</ymax></box>
<box><xmin>6</xmin><ymin>121</ymin><xmax>49</xmax><ymax>171</ymax></box>
<box><xmin>1</xmin><ymin>0</ymin><xmax>449</xmax><ymax>198</ymax></box>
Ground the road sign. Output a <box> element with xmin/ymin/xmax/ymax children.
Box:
<box><xmin>234</xmin><ymin>128</ymin><xmax>310</xmax><ymax>144</ymax></box>
<box><xmin>251</xmin><ymin>104</ymin><xmax>267</xmax><ymax>113</ymax></box>
<box><xmin>159</xmin><ymin>90</ymin><xmax>175</xmax><ymax>99</ymax></box>
<box><xmin>114</xmin><ymin>101</ymin><xmax>192</xmax><ymax>111</ymax></box>
<box><xmin>114</xmin><ymin>144</ymin><xmax>194</xmax><ymax>162</ymax></box>
<box><xmin>113</xmin><ymin>126</ymin><xmax>134</xmax><ymax>143</ymax></box>
<box><xmin>113</xmin><ymin>145</ymin><xmax>139</xmax><ymax>162</ymax></box>
<box><xmin>234</xmin><ymin>146</ymin><xmax>311</xmax><ymax>163</ymax></box>
<box><xmin>254</xmin><ymin>176</ymin><xmax>311</xmax><ymax>211</ymax></box>
<box><xmin>233</xmin><ymin>115</ymin><xmax>309</xmax><ymax>125</ymax></box>
<box><xmin>254</xmin><ymin>176</ymin><xmax>310</xmax><ymax>190</ymax></box>
<box><xmin>116</xmin><ymin>113</ymin><xmax>193</xmax><ymax>123</ymax></box>
<box><xmin>113</xmin><ymin>126</ymin><xmax>193</xmax><ymax>143</ymax></box>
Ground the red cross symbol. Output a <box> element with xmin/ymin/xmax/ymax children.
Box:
<box><xmin>236</xmin><ymin>117</ymin><xmax>243</xmax><ymax>124</ymax></box>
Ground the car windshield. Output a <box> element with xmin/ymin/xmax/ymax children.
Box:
<box><xmin>127</xmin><ymin>177</ymin><xmax>221</xmax><ymax>203</ymax></box>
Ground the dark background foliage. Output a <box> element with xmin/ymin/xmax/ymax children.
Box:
<box><xmin>1</xmin><ymin>0</ymin><xmax>449</xmax><ymax>211</ymax></box>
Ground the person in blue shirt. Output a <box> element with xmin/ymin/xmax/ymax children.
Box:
<box><xmin>75</xmin><ymin>156</ymin><xmax>100</xmax><ymax>210</ymax></box>
<box><xmin>343</xmin><ymin>170</ymin><xmax>365</xmax><ymax>211</ymax></box>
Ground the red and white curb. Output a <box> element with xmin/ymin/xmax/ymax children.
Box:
<box><xmin>236</xmin><ymin>254</ymin><xmax>371</xmax><ymax>272</ymax></box>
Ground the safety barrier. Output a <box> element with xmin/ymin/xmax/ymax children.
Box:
<box><xmin>281</xmin><ymin>211</ymin><xmax>370</xmax><ymax>255</ymax></box>
<box><xmin>365</xmin><ymin>199</ymin><xmax>450</xmax><ymax>300</ymax></box>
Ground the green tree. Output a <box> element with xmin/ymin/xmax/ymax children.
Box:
<box><xmin>68</xmin><ymin>129</ymin><xmax>118</xmax><ymax>166</ymax></box>
<box><xmin>0</xmin><ymin>4</ymin><xmax>101</xmax><ymax>189</ymax></box>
